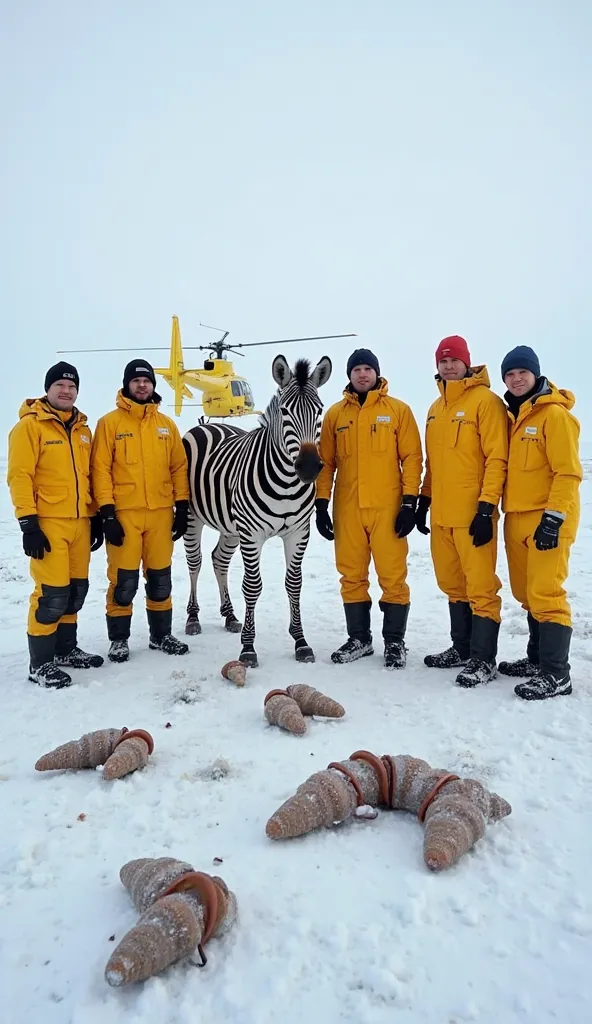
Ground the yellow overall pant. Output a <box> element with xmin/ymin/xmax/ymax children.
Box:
<box><xmin>106</xmin><ymin>507</ymin><xmax>174</xmax><ymax>620</ymax></box>
<box><xmin>28</xmin><ymin>517</ymin><xmax>91</xmax><ymax>636</ymax></box>
<box><xmin>335</xmin><ymin>505</ymin><xmax>409</xmax><ymax>604</ymax></box>
<box><xmin>430</xmin><ymin>522</ymin><xmax>502</xmax><ymax>622</ymax></box>
<box><xmin>504</xmin><ymin>510</ymin><xmax>578</xmax><ymax>627</ymax></box>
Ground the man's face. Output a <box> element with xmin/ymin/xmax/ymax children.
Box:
<box><xmin>504</xmin><ymin>368</ymin><xmax>537</xmax><ymax>397</ymax></box>
<box><xmin>350</xmin><ymin>364</ymin><xmax>377</xmax><ymax>393</ymax></box>
<box><xmin>46</xmin><ymin>379</ymin><xmax>77</xmax><ymax>411</ymax></box>
<box><xmin>438</xmin><ymin>358</ymin><xmax>467</xmax><ymax>381</ymax></box>
<box><xmin>128</xmin><ymin>376</ymin><xmax>155</xmax><ymax>402</ymax></box>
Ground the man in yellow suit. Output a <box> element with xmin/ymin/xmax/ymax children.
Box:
<box><xmin>416</xmin><ymin>336</ymin><xmax>508</xmax><ymax>687</ymax></box>
<box><xmin>7</xmin><ymin>362</ymin><xmax>104</xmax><ymax>688</ymax></box>
<box><xmin>315</xmin><ymin>348</ymin><xmax>423</xmax><ymax>668</ymax></box>
<box><xmin>91</xmin><ymin>359</ymin><xmax>190</xmax><ymax>663</ymax></box>
<box><xmin>499</xmin><ymin>346</ymin><xmax>582</xmax><ymax>700</ymax></box>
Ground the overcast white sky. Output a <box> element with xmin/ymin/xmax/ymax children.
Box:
<box><xmin>1</xmin><ymin>0</ymin><xmax>591</xmax><ymax>443</ymax></box>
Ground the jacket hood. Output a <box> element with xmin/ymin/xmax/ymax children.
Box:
<box><xmin>436</xmin><ymin>365</ymin><xmax>491</xmax><ymax>398</ymax></box>
<box><xmin>343</xmin><ymin>377</ymin><xmax>389</xmax><ymax>403</ymax></box>
<box><xmin>505</xmin><ymin>377</ymin><xmax>575</xmax><ymax>418</ymax></box>
<box><xmin>18</xmin><ymin>398</ymin><xmax>87</xmax><ymax>423</ymax></box>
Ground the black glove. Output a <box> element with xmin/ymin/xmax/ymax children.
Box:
<box><xmin>172</xmin><ymin>500</ymin><xmax>189</xmax><ymax>542</ymax></box>
<box><xmin>468</xmin><ymin>501</ymin><xmax>495</xmax><ymax>547</ymax></box>
<box><xmin>394</xmin><ymin>495</ymin><xmax>417</xmax><ymax>539</ymax></box>
<box><xmin>100</xmin><ymin>504</ymin><xmax>125</xmax><ymax>547</ymax></box>
<box><xmin>415</xmin><ymin>494</ymin><xmax>431</xmax><ymax>536</ymax></box>
<box><xmin>18</xmin><ymin>514</ymin><xmax>51</xmax><ymax>559</ymax></box>
<box><xmin>315</xmin><ymin>498</ymin><xmax>334</xmax><ymax>541</ymax></box>
<box><xmin>90</xmin><ymin>514</ymin><xmax>104</xmax><ymax>552</ymax></box>
<box><xmin>533</xmin><ymin>512</ymin><xmax>562</xmax><ymax>551</ymax></box>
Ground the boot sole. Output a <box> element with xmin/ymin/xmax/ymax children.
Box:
<box><xmin>28</xmin><ymin>675</ymin><xmax>72</xmax><ymax>689</ymax></box>
<box><xmin>331</xmin><ymin>648</ymin><xmax>374</xmax><ymax>665</ymax></box>
<box><xmin>515</xmin><ymin>682</ymin><xmax>572</xmax><ymax>701</ymax></box>
<box><xmin>149</xmin><ymin>642</ymin><xmax>189</xmax><ymax>655</ymax></box>
<box><xmin>457</xmin><ymin>668</ymin><xmax>498</xmax><ymax>689</ymax></box>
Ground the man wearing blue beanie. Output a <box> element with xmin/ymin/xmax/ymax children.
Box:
<box><xmin>499</xmin><ymin>345</ymin><xmax>582</xmax><ymax>700</ymax></box>
<box><xmin>315</xmin><ymin>347</ymin><xmax>423</xmax><ymax>669</ymax></box>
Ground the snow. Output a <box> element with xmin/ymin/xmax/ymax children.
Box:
<box><xmin>1</xmin><ymin>452</ymin><xmax>592</xmax><ymax>1024</ymax></box>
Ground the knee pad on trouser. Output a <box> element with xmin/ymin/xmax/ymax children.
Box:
<box><xmin>145</xmin><ymin>567</ymin><xmax>172</xmax><ymax>603</ymax></box>
<box><xmin>65</xmin><ymin>578</ymin><xmax>89</xmax><ymax>615</ymax></box>
<box><xmin>35</xmin><ymin>584</ymin><xmax>71</xmax><ymax>625</ymax></box>
<box><xmin>113</xmin><ymin>569</ymin><xmax>140</xmax><ymax>607</ymax></box>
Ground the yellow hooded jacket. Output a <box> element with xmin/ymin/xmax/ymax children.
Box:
<box><xmin>91</xmin><ymin>391</ymin><xmax>189</xmax><ymax>512</ymax></box>
<box><xmin>503</xmin><ymin>380</ymin><xmax>582</xmax><ymax>517</ymax></box>
<box><xmin>316</xmin><ymin>379</ymin><xmax>423</xmax><ymax>509</ymax></box>
<box><xmin>420</xmin><ymin>366</ymin><xmax>508</xmax><ymax>528</ymax></box>
<box><xmin>7</xmin><ymin>399</ymin><xmax>94</xmax><ymax>520</ymax></box>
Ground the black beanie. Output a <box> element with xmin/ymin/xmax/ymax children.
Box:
<box><xmin>44</xmin><ymin>361</ymin><xmax>79</xmax><ymax>393</ymax></box>
<box><xmin>346</xmin><ymin>348</ymin><xmax>380</xmax><ymax>379</ymax></box>
<box><xmin>501</xmin><ymin>345</ymin><xmax>541</xmax><ymax>381</ymax></box>
<box><xmin>122</xmin><ymin>359</ymin><xmax>157</xmax><ymax>389</ymax></box>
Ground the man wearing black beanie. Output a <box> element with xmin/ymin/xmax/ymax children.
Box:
<box><xmin>499</xmin><ymin>345</ymin><xmax>582</xmax><ymax>700</ymax></box>
<box><xmin>7</xmin><ymin>362</ymin><xmax>104</xmax><ymax>688</ymax></box>
<box><xmin>315</xmin><ymin>347</ymin><xmax>423</xmax><ymax>669</ymax></box>
<box><xmin>91</xmin><ymin>359</ymin><xmax>191</xmax><ymax>662</ymax></box>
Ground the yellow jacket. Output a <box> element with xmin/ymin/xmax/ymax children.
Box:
<box><xmin>91</xmin><ymin>392</ymin><xmax>189</xmax><ymax>512</ymax></box>
<box><xmin>7</xmin><ymin>399</ymin><xmax>94</xmax><ymax>520</ymax></box>
<box><xmin>503</xmin><ymin>380</ymin><xmax>582</xmax><ymax>517</ymax></box>
<box><xmin>420</xmin><ymin>366</ymin><xmax>508</xmax><ymax>528</ymax></box>
<box><xmin>316</xmin><ymin>379</ymin><xmax>423</xmax><ymax>509</ymax></box>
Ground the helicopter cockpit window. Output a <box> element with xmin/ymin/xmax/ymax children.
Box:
<box><xmin>231</xmin><ymin>381</ymin><xmax>242</xmax><ymax>397</ymax></box>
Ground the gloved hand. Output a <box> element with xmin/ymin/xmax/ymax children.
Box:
<box><xmin>100</xmin><ymin>504</ymin><xmax>125</xmax><ymax>547</ymax></box>
<box><xmin>414</xmin><ymin>494</ymin><xmax>431</xmax><ymax>536</ymax></box>
<box><xmin>394</xmin><ymin>495</ymin><xmax>417</xmax><ymax>539</ymax></box>
<box><xmin>533</xmin><ymin>512</ymin><xmax>563</xmax><ymax>551</ymax></box>
<box><xmin>90</xmin><ymin>514</ymin><xmax>104</xmax><ymax>552</ymax></box>
<box><xmin>18</xmin><ymin>514</ymin><xmax>51</xmax><ymax>559</ymax></box>
<box><xmin>172</xmin><ymin>500</ymin><xmax>189</xmax><ymax>542</ymax></box>
<box><xmin>469</xmin><ymin>501</ymin><xmax>495</xmax><ymax>547</ymax></box>
<box><xmin>315</xmin><ymin>498</ymin><xmax>334</xmax><ymax>541</ymax></box>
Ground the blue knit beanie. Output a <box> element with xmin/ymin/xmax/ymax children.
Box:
<box><xmin>501</xmin><ymin>346</ymin><xmax>540</xmax><ymax>381</ymax></box>
<box><xmin>347</xmin><ymin>348</ymin><xmax>380</xmax><ymax>378</ymax></box>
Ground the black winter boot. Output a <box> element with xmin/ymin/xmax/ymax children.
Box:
<box><xmin>147</xmin><ymin>609</ymin><xmax>189</xmax><ymax>656</ymax></box>
<box><xmin>499</xmin><ymin>613</ymin><xmax>540</xmax><ymax>678</ymax></box>
<box><xmin>54</xmin><ymin>622</ymin><xmax>104</xmax><ymax>669</ymax></box>
<box><xmin>515</xmin><ymin>622</ymin><xmax>572</xmax><ymax>700</ymax></box>
<box><xmin>456</xmin><ymin>616</ymin><xmax>499</xmax><ymax>688</ymax></box>
<box><xmin>28</xmin><ymin>633</ymin><xmax>71</xmax><ymax>689</ymax></box>
<box><xmin>107</xmin><ymin>614</ymin><xmax>132</xmax><ymax>663</ymax></box>
<box><xmin>424</xmin><ymin>601</ymin><xmax>472</xmax><ymax>668</ymax></box>
<box><xmin>380</xmin><ymin>602</ymin><xmax>409</xmax><ymax>669</ymax></box>
<box><xmin>331</xmin><ymin>602</ymin><xmax>373</xmax><ymax>664</ymax></box>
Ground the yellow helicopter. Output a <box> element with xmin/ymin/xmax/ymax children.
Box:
<box><xmin>58</xmin><ymin>317</ymin><xmax>357</xmax><ymax>419</ymax></box>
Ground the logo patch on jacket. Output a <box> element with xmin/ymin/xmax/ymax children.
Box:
<box><xmin>44</xmin><ymin>439</ymin><xmax>63</xmax><ymax>445</ymax></box>
<box><xmin>157</xmin><ymin>427</ymin><xmax>170</xmax><ymax>436</ymax></box>
<box><xmin>376</xmin><ymin>416</ymin><xmax>391</xmax><ymax>423</ymax></box>
<box><xmin>80</xmin><ymin>434</ymin><xmax>90</xmax><ymax>444</ymax></box>
<box><xmin>456</xmin><ymin>411</ymin><xmax>465</xmax><ymax>417</ymax></box>
<box><xmin>525</xmin><ymin>426</ymin><xmax>538</xmax><ymax>435</ymax></box>
<box><xmin>115</xmin><ymin>432</ymin><xmax>134</xmax><ymax>439</ymax></box>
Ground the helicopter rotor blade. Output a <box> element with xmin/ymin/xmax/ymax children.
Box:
<box><xmin>229</xmin><ymin>333</ymin><xmax>357</xmax><ymax>349</ymax></box>
<box><xmin>56</xmin><ymin>347</ymin><xmax>170</xmax><ymax>353</ymax></box>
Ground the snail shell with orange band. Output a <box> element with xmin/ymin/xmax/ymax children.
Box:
<box><xmin>265</xmin><ymin>751</ymin><xmax>511</xmax><ymax>872</ymax></box>
<box><xmin>34</xmin><ymin>727</ymin><xmax>154</xmax><ymax>781</ymax></box>
<box><xmin>105</xmin><ymin>857</ymin><xmax>238</xmax><ymax>986</ymax></box>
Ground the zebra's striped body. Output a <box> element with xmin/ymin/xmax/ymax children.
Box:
<box><xmin>182</xmin><ymin>355</ymin><xmax>332</xmax><ymax>665</ymax></box>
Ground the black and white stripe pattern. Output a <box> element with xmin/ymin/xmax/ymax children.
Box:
<box><xmin>182</xmin><ymin>355</ymin><xmax>332</xmax><ymax>665</ymax></box>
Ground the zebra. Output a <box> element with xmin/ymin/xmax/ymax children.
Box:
<box><xmin>182</xmin><ymin>354</ymin><xmax>332</xmax><ymax>667</ymax></box>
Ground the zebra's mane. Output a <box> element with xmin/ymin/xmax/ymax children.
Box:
<box><xmin>257</xmin><ymin>358</ymin><xmax>312</xmax><ymax>428</ymax></box>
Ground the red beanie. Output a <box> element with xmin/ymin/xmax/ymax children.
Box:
<box><xmin>435</xmin><ymin>335</ymin><xmax>471</xmax><ymax>367</ymax></box>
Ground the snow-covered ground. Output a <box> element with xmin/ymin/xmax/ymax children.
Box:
<box><xmin>1</xmin><ymin>453</ymin><xmax>591</xmax><ymax>1024</ymax></box>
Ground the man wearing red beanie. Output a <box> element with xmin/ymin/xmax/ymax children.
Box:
<box><xmin>415</xmin><ymin>336</ymin><xmax>508</xmax><ymax>687</ymax></box>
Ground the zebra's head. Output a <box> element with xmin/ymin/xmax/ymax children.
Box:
<box><xmin>270</xmin><ymin>354</ymin><xmax>332</xmax><ymax>482</ymax></box>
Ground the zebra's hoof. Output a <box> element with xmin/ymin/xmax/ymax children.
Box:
<box><xmin>239</xmin><ymin>650</ymin><xmax>258</xmax><ymax>668</ymax></box>
<box><xmin>185</xmin><ymin>618</ymin><xmax>202</xmax><ymax>636</ymax></box>
<box><xmin>295</xmin><ymin>646</ymin><xmax>315</xmax><ymax>663</ymax></box>
<box><xmin>225</xmin><ymin>616</ymin><xmax>242</xmax><ymax>633</ymax></box>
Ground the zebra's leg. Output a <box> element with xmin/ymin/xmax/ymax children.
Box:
<box><xmin>238</xmin><ymin>534</ymin><xmax>264</xmax><ymax>667</ymax></box>
<box><xmin>211</xmin><ymin>532</ymin><xmax>242</xmax><ymax>633</ymax></box>
<box><xmin>183</xmin><ymin>512</ymin><xmax>204</xmax><ymax>635</ymax></box>
<box><xmin>283</xmin><ymin>524</ymin><xmax>315</xmax><ymax>663</ymax></box>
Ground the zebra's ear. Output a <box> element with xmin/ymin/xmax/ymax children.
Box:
<box><xmin>272</xmin><ymin>355</ymin><xmax>293</xmax><ymax>389</ymax></box>
<box><xmin>310</xmin><ymin>356</ymin><xmax>332</xmax><ymax>389</ymax></box>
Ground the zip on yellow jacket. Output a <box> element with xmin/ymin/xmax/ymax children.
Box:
<box><xmin>7</xmin><ymin>398</ymin><xmax>94</xmax><ymax>519</ymax></box>
<box><xmin>503</xmin><ymin>380</ymin><xmax>582</xmax><ymax>517</ymax></box>
<box><xmin>316</xmin><ymin>379</ymin><xmax>423</xmax><ymax>508</ymax></box>
<box><xmin>420</xmin><ymin>366</ymin><xmax>508</xmax><ymax>528</ymax></box>
<box><xmin>91</xmin><ymin>391</ymin><xmax>189</xmax><ymax>511</ymax></box>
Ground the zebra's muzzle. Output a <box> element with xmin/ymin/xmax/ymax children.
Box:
<box><xmin>294</xmin><ymin>445</ymin><xmax>323</xmax><ymax>483</ymax></box>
